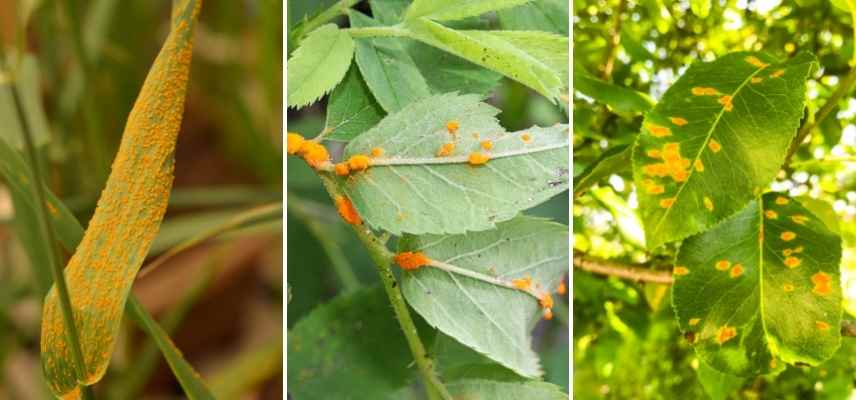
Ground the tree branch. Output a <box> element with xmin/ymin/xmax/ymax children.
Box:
<box><xmin>573</xmin><ymin>253</ymin><xmax>673</xmax><ymax>284</ymax></box>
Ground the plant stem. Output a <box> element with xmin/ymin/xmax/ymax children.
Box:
<box><xmin>344</xmin><ymin>26</ymin><xmax>410</xmax><ymax>38</ymax></box>
<box><xmin>318</xmin><ymin>175</ymin><xmax>451</xmax><ymax>400</ymax></box>
<box><xmin>573</xmin><ymin>253</ymin><xmax>673</xmax><ymax>284</ymax></box>
<box><xmin>8</xmin><ymin>66</ymin><xmax>95</xmax><ymax>400</ymax></box>
<box><xmin>601</xmin><ymin>0</ymin><xmax>626</xmax><ymax>80</ymax></box>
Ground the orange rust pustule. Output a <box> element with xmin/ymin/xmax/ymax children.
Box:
<box><xmin>395</xmin><ymin>251</ymin><xmax>430</xmax><ymax>271</ymax></box>
<box><xmin>539</xmin><ymin>294</ymin><xmax>554</xmax><ymax>309</ymax></box>
<box><xmin>334</xmin><ymin>163</ymin><xmax>350</xmax><ymax>176</ymax></box>
<box><xmin>40</xmin><ymin>1</ymin><xmax>203</xmax><ymax>397</ymax></box>
<box><xmin>301</xmin><ymin>142</ymin><xmax>330</xmax><ymax>168</ymax></box>
<box><xmin>347</xmin><ymin>154</ymin><xmax>371</xmax><ymax>171</ymax></box>
<box><xmin>468</xmin><ymin>152</ymin><xmax>490</xmax><ymax>166</ymax></box>
<box><xmin>557</xmin><ymin>281</ymin><xmax>567</xmax><ymax>295</ymax></box>
<box><xmin>512</xmin><ymin>276</ymin><xmax>532</xmax><ymax>290</ymax></box>
<box><xmin>335</xmin><ymin>196</ymin><xmax>362</xmax><ymax>225</ymax></box>
<box><xmin>446</xmin><ymin>120</ymin><xmax>460</xmax><ymax>134</ymax></box>
<box><xmin>437</xmin><ymin>142</ymin><xmax>455</xmax><ymax>157</ymax></box>
<box><xmin>287</xmin><ymin>132</ymin><xmax>305</xmax><ymax>155</ymax></box>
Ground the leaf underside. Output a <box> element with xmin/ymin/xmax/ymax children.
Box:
<box><xmin>673</xmin><ymin>193</ymin><xmax>842</xmax><ymax>377</ymax></box>
<box><xmin>341</xmin><ymin>93</ymin><xmax>569</xmax><ymax>235</ymax></box>
<box><xmin>400</xmin><ymin>216</ymin><xmax>569</xmax><ymax>378</ymax></box>
<box><xmin>632</xmin><ymin>51</ymin><xmax>816</xmax><ymax>249</ymax></box>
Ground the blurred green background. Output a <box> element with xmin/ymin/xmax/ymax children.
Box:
<box><xmin>286</xmin><ymin>0</ymin><xmax>570</xmax><ymax>395</ymax></box>
<box><xmin>0</xmin><ymin>0</ymin><xmax>283</xmax><ymax>398</ymax></box>
<box><xmin>574</xmin><ymin>0</ymin><xmax>856</xmax><ymax>399</ymax></box>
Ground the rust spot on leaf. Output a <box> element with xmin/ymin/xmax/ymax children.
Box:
<box><xmin>765</xmin><ymin>210</ymin><xmax>778</xmax><ymax>219</ymax></box>
<box><xmin>718</xmin><ymin>95</ymin><xmax>733</xmax><ymax>111</ymax></box>
<box><xmin>704</xmin><ymin>196</ymin><xmax>714</xmax><ymax>211</ymax></box>
<box><xmin>791</xmin><ymin>215</ymin><xmax>807</xmax><ymax>224</ymax></box>
<box><xmin>659</xmin><ymin>197</ymin><xmax>676</xmax><ymax>208</ymax></box>
<box><xmin>673</xmin><ymin>266</ymin><xmax>689</xmax><ymax>276</ymax></box>
<box><xmin>784</xmin><ymin>256</ymin><xmax>801</xmax><ymax>269</ymax></box>
<box><xmin>468</xmin><ymin>152</ymin><xmax>490</xmax><ymax>166</ymax></box>
<box><xmin>745</xmin><ymin>56</ymin><xmax>769</xmax><ymax>68</ymax></box>
<box><xmin>370</xmin><ymin>147</ymin><xmax>384</xmax><ymax>157</ymax></box>
<box><xmin>771</xmin><ymin>69</ymin><xmax>785</xmax><ymax>78</ymax></box>
<box><xmin>689</xmin><ymin>318</ymin><xmax>701</xmax><ymax>326</ymax></box>
<box><xmin>670</xmin><ymin>117</ymin><xmax>688</xmax><ymax>126</ymax></box>
<box><xmin>812</xmin><ymin>272</ymin><xmax>832</xmax><ymax>295</ymax></box>
<box><xmin>816</xmin><ymin>321</ymin><xmax>830</xmax><ymax>331</ymax></box>
<box><xmin>708</xmin><ymin>139</ymin><xmax>722</xmax><ymax>153</ymax></box>
<box><xmin>395</xmin><ymin>252</ymin><xmax>430</xmax><ymax>270</ymax></box>
<box><xmin>691</xmin><ymin>87</ymin><xmax>718</xmax><ymax>96</ymax></box>
<box><xmin>716</xmin><ymin>326</ymin><xmax>737</xmax><ymax>344</ymax></box>
<box><xmin>775</xmin><ymin>196</ymin><xmax>789</xmax><ymax>205</ymax></box>
<box><xmin>715</xmin><ymin>260</ymin><xmax>731</xmax><ymax>271</ymax></box>
<box><xmin>783</xmin><ymin>283</ymin><xmax>795</xmax><ymax>292</ymax></box>
<box><xmin>730</xmin><ymin>264</ymin><xmax>744</xmax><ymax>278</ymax></box>
<box><xmin>436</xmin><ymin>143</ymin><xmax>455</xmax><ymax>157</ymax></box>
<box><xmin>335</xmin><ymin>196</ymin><xmax>362</xmax><ymax>225</ymax></box>
<box><xmin>480</xmin><ymin>140</ymin><xmax>493</xmax><ymax>150</ymax></box>
<box><xmin>781</xmin><ymin>231</ymin><xmax>796</xmax><ymax>241</ymax></box>
<box><xmin>647</xmin><ymin>123</ymin><xmax>671</xmax><ymax>137</ymax></box>
<box><xmin>446</xmin><ymin>120</ymin><xmax>460</xmax><ymax>134</ymax></box>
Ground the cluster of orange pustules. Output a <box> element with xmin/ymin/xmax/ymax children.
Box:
<box><xmin>287</xmin><ymin>133</ymin><xmax>329</xmax><ymax>168</ymax></box>
<box><xmin>334</xmin><ymin>154</ymin><xmax>372</xmax><ymax>176</ymax></box>
<box><xmin>334</xmin><ymin>196</ymin><xmax>361</xmax><ymax>225</ymax></box>
<box><xmin>394</xmin><ymin>251</ymin><xmax>430</xmax><ymax>270</ymax></box>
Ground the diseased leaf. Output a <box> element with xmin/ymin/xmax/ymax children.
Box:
<box><xmin>446</xmin><ymin>379</ymin><xmax>568</xmax><ymax>399</ymax></box>
<box><xmin>632</xmin><ymin>52</ymin><xmax>816</xmax><ymax>249</ymax></box>
<box><xmin>404</xmin><ymin>19</ymin><xmax>568</xmax><ymax>101</ymax></box>
<box><xmin>288</xmin><ymin>287</ymin><xmax>427</xmax><ymax>399</ymax></box>
<box><xmin>324</xmin><ymin>64</ymin><xmax>385</xmax><ymax>141</ymax></box>
<box><xmin>349</xmin><ymin>10</ymin><xmax>432</xmax><ymax>112</ymax></box>
<box><xmin>404</xmin><ymin>0</ymin><xmax>533</xmax><ymax>22</ymax></box>
<box><xmin>400</xmin><ymin>217</ymin><xmax>569</xmax><ymax>378</ymax></box>
<box><xmin>573</xmin><ymin>145</ymin><xmax>631</xmax><ymax>197</ymax></box>
<box><xmin>40</xmin><ymin>1</ymin><xmax>201</xmax><ymax>396</ymax></box>
<box><xmin>573</xmin><ymin>64</ymin><xmax>654</xmax><ymax>113</ymax></box>
<box><xmin>286</xmin><ymin>23</ymin><xmax>355</xmax><ymax>108</ymax></box>
<box><xmin>673</xmin><ymin>193</ymin><xmax>842</xmax><ymax>376</ymax></box>
<box><xmin>497</xmin><ymin>0</ymin><xmax>569</xmax><ymax>35</ymax></box>
<box><xmin>341</xmin><ymin>93</ymin><xmax>569</xmax><ymax>235</ymax></box>
<box><xmin>696</xmin><ymin>361</ymin><xmax>744</xmax><ymax>400</ymax></box>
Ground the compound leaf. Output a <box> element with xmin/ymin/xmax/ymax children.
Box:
<box><xmin>400</xmin><ymin>217</ymin><xmax>569</xmax><ymax>378</ymax></box>
<box><xmin>404</xmin><ymin>0</ymin><xmax>533</xmax><ymax>22</ymax></box>
<box><xmin>287</xmin><ymin>23</ymin><xmax>354</xmax><ymax>108</ymax></box>
<box><xmin>673</xmin><ymin>193</ymin><xmax>842</xmax><ymax>377</ymax></box>
<box><xmin>324</xmin><ymin>64</ymin><xmax>384</xmax><ymax>141</ymax></box>
<box><xmin>632</xmin><ymin>51</ymin><xmax>816</xmax><ymax>249</ymax></box>
<box><xmin>40</xmin><ymin>0</ymin><xmax>202</xmax><ymax>396</ymax></box>
<box><xmin>341</xmin><ymin>93</ymin><xmax>569</xmax><ymax>235</ymax></box>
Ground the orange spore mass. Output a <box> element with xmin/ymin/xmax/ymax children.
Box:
<box><xmin>468</xmin><ymin>152</ymin><xmax>490</xmax><ymax>166</ymax></box>
<box><xmin>335</xmin><ymin>196</ymin><xmax>362</xmax><ymax>225</ymax></box>
<box><xmin>347</xmin><ymin>154</ymin><xmax>371</xmax><ymax>171</ymax></box>
<box><xmin>395</xmin><ymin>251</ymin><xmax>430</xmax><ymax>271</ymax></box>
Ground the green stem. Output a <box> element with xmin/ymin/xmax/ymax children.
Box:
<box><xmin>344</xmin><ymin>26</ymin><xmax>410</xmax><ymax>38</ymax></box>
<box><xmin>318</xmin><ymin>175</ymin><xmax>452</xmax><ymax>400</ymax></box>
<box><xmin>7</xmin><ymin>64</ymin><xmax>95</xmax><ymax>400</ymax></box>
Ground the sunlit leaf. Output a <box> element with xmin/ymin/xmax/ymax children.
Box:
<box><xmin>690</xmin><ymin>0</ymin><xmax>711</xmax><ymax>18</ymax></box>
<box><xmin>40</xmin><ymin>0</ymin><xmax>202</xmax><ymax>395</ymax></box>
<box><xmin>633</xmin><ymin>52</ymin><xmax>816</xmax><ymax>249</ymax></box>
<box><xmin>696</xmin><ymin>361</ymin><xmax>744</xmax><ymax>400</ymax></box>
<box><xmin>497</xmin><ymin>0</ymin><xmax>569</xmax><ymax>35</ymax></box>
<box><xmin>400</xmin><ymin>216</ymin><xmax>568</xmax><ymax>378</ymax></box>
<box><xmin>404</xmin><ymin>0</ymin><xmax>533</xmax><ymax>22</ymax></box>
<box><xmin>573</xmin><ymin>145</ymin><xmax>631</xmax><ymax>197</ymax></box>
<box><xmin>673</xmin><ymin>193</ymin><xmax>842</xmax><ymax>376</ymax></box>
<box><xmin>573</xmin><ymin>64</ymin><xmax>654</xmax><ymax>114</ymax></box>
<box><xmin>341</xmin><ymin>93</ymin><xmax>569</xmax><ymax>235</ymax></box>
<box><xmin>286</xmin><ymin>23</ymin><xmax>355</xmax><ymax>108</ymax></box>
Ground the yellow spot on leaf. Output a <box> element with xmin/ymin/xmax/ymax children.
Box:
<box><xmin>436</xmin><ymin>142</ymin><xmax>455</xmax><ymax>157</ymax></box>
<box><xmin>446</xmin><ymin>120</ymin><xmax>459</xmax><ymax>134</ymax></box>
<box><xmin>647</xmin><ymin>149</ymin><xmax>661</xmax><ymax>158</ymax></box>
<box><xmin>730</xmin><ymin>264</ymin><xmax>744</xmax><ymax>278</ymax></box>
<box><xmin>715</xmin><ymin>260</ymin><xmax>731</xmax><ymax>271</ymax></box>
<box><xmin>647</xmin><ymin>123</ymin><xmax>671</xmax><ymax>137</ymax></box>
<box><xmin>783</xmin><ymin>249</ymin><xmax>793</xmax><ymax>256</ymax></box>
<box><xmin>791</xmin><ymin>215</ymin><xmax>808</xmax><ymax>224</ymax></box>
<box><xmin>771</xmin><ymin>69</ymin><xmax>785</xmax><ymax>78</ymax></box>
<box><xmin>716</xmin><ymin>326</ymin><xmax>737</xmax><ymax>344</ymax></box>
<box><xmin>765</xmin><ymin>210</ymin><xmax>778</xmax><ymax>219</ymax></box>
<box><xmin>704</xmin><ymin>196</ymin><xmax>714</xmax><ymax>211</ymax></box>
<box><xmin>334</xmin><ymin>163</ymin><xmax>350</xmax><ymax>176</ymax></box>
<box><xmin>781</xmin><ymin>231</ymin><xmax>796</xmax><ymax>241</ymax></box>
<box><xmin>521</xmin><ymin>132</ymin><xmax>532</xmax><ymax>143</ymax></box>
<box><xmin>783</xmin><ymin>283</ymin><xmax>795</xmax><ymax>292</ymax></box>
<box><xmin>812</xmin><ymin>272</ymin><xmax>832</xmax><ymax>295</ymax></box>
<box><xmin>512</xmin><ymin>276</ymin><xmax>532</xmax><ymax>290</ymax></box>
<box><xmin>691</xmin><ymin>86</ymin><xmax>718</xmax><ymax>96</ymax></box>
<box><xmin>745</xmin><ymin>55</ymin><xmax>769</xmax><ymax>68</ymax></box>
<box><xmin>647</xmin><ymin>184</ymin><xmax>665</xmax><ymax>194</ymax></box>
<box><xmin>480</xmin><ymin>140</ymin><xmax>493</xmax><ymax>150</ymax></box>
<box><xmin>775</xmin><ymin>196</ymin><xmax>789</xmax><ymax>205</ymax></box>
<box><xmin>670</xmin><ymin>117</ymin><xmax>688</xmax><ymax>126</ymax></box>
<box><xmin>708</xmin><ymin>139</ymin><xmax>722</xmax><ymax>153</ymax></box>
<box><xmin>347</xmin><ymin>154</ymin><xmax>371</xmax><ymax>171</ymax></box>
<box><xmin>689</xmin><ymin>318</ymin><xmax>701</xmax><ymax>326</ymax></box>
<box><xmin>370</xmin><ymin>147</ymin><xmax>384</xmax><ymax>157</ymax></box>
<box><xmin>718</xmin><ymin>95</ymin><xmax>733</xmax><ymax>111</ymax></box>
<box><xmin>674</xmin><ymin>266</ymin><xmax>689</xmax><ymax>276</ymax></box>
<box><xmin>659</xmin><ymin>198</ymin><xmax>676</xmax><ymax>208</ymax></box>
<box><xmin>784</xmin><ymin>256</ymin><xmax>801</xmax><ymax>269</ymax></box>
<box><xmin>468</xmin><ymin>152</ymin><xmax>490</xmax><ymax>166</ymax></box>
<box><xmin>751</xmin><ymin>77</ymin><xmax>763</xmax><ymax>84</ymax></box>
<box><xmin>694</xmin><ymin>159</ymin><xmax>704</xmax><ymax>172</ymax></box>
<box><xmin>816</xmin><ymin>321</ymin><xmax>830</xmax><ymax>331</ymax></box>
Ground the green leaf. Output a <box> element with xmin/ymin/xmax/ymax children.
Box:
<box><xmin>40</xmin><ymin>1</ymin><xmax>202</xmax><ymax>396</ymax></box>
<box><xmin>0</xmin><ymin>54</ymin><xmax>51</xmax><ymax>148</ymax></box>
<box><xmin>286</xmin><ymin>23</ymin><xmax>355</xmax><ymax>108</ymax></box>
<box><xmin>497</xmin><ymin>0</ymin><xmax>569</xmax><ymax>35</ymax></box>
<box><xmin>341</xmin><ymin>93</ymin><xmax>569</xmax><ymax>235</ymax></box>
<box><xmin>632</xmin><ymin>52</ymin><xmax>816</xmax><ymax>249</ymax></box>
<box><xmin>672</xmin><ymin>193</ymin><xmax>842</xmax><ymax>376</ymax></box>
<box><xmin>400</xmin><ymin>216</ymin><xmax>569</xmax><ymax>378</ymax></box>
<box><xmin>323</xmin><ymin>64</ymin><xmax>385</xmax><ymax>141</ymax></box>
<box><xmin>573</xmin><ymin>64</ymin><xmax>654</xmax><ymax>113</ymax></box>
<box><xmin>796</xmin><ymin>196</ymin><xmax>840</xmax><ymax>234</ymax></box>
<box><xmin>446</xmin><ymin>379</ymin><xmax>568</xmax><ymax>399</ymax></box>
<box><xmin>349</xmin><ymin>10</ymin><xmax>432</xmax><ymax>112</ymax></box>
<box><xmin>696</xmin><ymin>361</ymin><xmax>744</xmax><ymax>400</ymax></box>
<box><xmin>404</xmin><ymin>19</ymin><xmax>568</xmax><ymax>101</ymax></box>
<box><xmin>404</xmin><ymin>0</ymin><xmax>533</xmax><ymax>22</ymax></box>
<box><xmin>126</xmin><ymin>297</ymin><xmax>215</xmax><ymax>400</ymax></box>
<box><xmin>573</xmin><ymin>145</ymin><xmax>632</xmax><ymax>198</ymax></box>
<box><xmin>690</xmin><ymin>0</ymin><xmax>711</xmax><ymax>18</ymax></box>
<box><xmin>287</xmin><ymin>287</ymin><xmax>425</xmax><ymax>398</ymax></box>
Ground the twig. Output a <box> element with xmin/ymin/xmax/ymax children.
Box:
<box><xmin>573</xmin><ymin>254</ymin><xmax>673</xmax><ymax>284</ymax></box>
<box><xmin>601</xmin><ymin>0</ymin><xmax>626</xmax><ymax>80</ymax></box>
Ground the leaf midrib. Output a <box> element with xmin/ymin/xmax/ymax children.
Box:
<box><xmin>651</xmin><ymin>63</ymin><xmax>769</xmax><ymax>240</ymax></box>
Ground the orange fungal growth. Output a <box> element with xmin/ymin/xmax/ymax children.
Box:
<box><xmin>370</xmin><ymin>147</ymin><xmax>384</xmax><ymax>157</ymax></box>
<box><xmin>718</xmin><ymin>95</ymin><xmax>733</xmax><ymax>111</ymax></box>
<box><xmin>689</xmin><ymin>318</ymin><xmax>701</xmax><ymax>326</ymax></box>
<box><xmin>771</xmin><ymin>69</ymin><xmax>785</xmax><ymax>78</ymax></box>
<box><xmin>745</xmin><ymin>56</ymin><xmax>769</xmax><ymax>68</ymax></box>
<box><xmin>751</xmin><ymin>77</ymin><xmax>763</xmax><ymax>84</ymax></box>
<box><xmin>694</xmin><ymin>159</ymin><xmax>704</xmax><ymax>172</ymax></box>
<box><xmin>512</xmin><ymin>276</ymin><xmax>532</xmax><ymax>290</ymax></box>
<box><xmin>708</xmin><ymin>139</ymin><xmax>722</xmax><ymax>153</ymax></box>
<box><xmin>347</xmin><ymin>154</ymin><xmax>371</xmax><ymax>171</ymax></box>
<box><xmin>784</xmin><ymin>256</ymin><xmax>801</xmax><ymax>269</ymax></box>
<box><xmin>539</xmin><ymin>294</ymin><xmax>554</xmax><ymax>309</ymax></box>
<box><xmin>795</xmin><ymin>246</ymin><xmax>804</xmax><ymax>253</ymax></box>
<box><xmin>394</xmin><ymin>251</ymin><xmax>430</xmax><ymax>271</ymax></box>
<box><xmin>647</xmin><ymin>184</ymin><xmax>665</xmax><ymax>195</ymax></box>
<box><xmin>704</xmin><ymin>196</ymin><xmax>714</xmax><ymax>211</ymax></box>
<box><xmin>646</xmin><ymin>149</ymin><xmax>661</xmax><ymax>158</ymax></box>
<box><xmin>521</xmin><ymin>132</ymin><xmax>532</xmax><ymax>143</ymax></box>
<box><xmin>287</xmin><ymin>132</ymin><xmax>306</xmax><ymax>155</ymax></box>
<box><xmin>335</xmin><ymin>196</ymin><xmax>362</xmax><ymax>225</ymax></box>
<box><xmin>730</xmin><ymin>264</ymin><xmax>744</xmax><ymax>278</ymax></box>
<box><xmin>715</xmin><ymin>260</ymin><xmax>731</xmax><ymax>271</ymax></box>
<box><xmin>791</xmin><ymin>215</ymin><xmax>808</xmax><ymax>224</ymax></box>
<box><xmin>642</xmin><ymin>142</ymin><xmax>691</xmax><ymax>183</ymax></box>
<box><xmin>647</xmin><ymin>123</ymin><xmax>671</xmax><ymax>137</ymax></box>
<box><xmin>775</xmin><ymin>196</ymin><xmax>789</xmax><ymax>205</ymax></box>
<box><xmin>765</xmin><ymin>210</ymin><xmax>778</xmax><ymax>219</ymax></box>
<box><xmin>783</xmin><ymin>249</ymin><xmax>793</xmax><ymax>256</ymax></box>
<box><xmin>543</xmin><ymin>308</ymin><xmax>553</xmax><ymax>320</ymax></box>
<box><xmin>673</xmin><ymin>266</ymin><xmax>689</xmax><ymax>276</ymax></box>
<box><xmin>691</xmin><ymin>87</ymin><xmax>718</xmax><ymax>96</ymax></box>
<box><xmin>46</xmin><ymin>201</ymin><xmax>59</xmax><ymax>215</ymax></box>
<box><xmin>468</xmin><ymin>152</ymin><xmax>490</xmax><ymax>166</ymax></box>
<box><xmin>480</xmin><ymin>140</ymin><xmax>493</xmax><ymax>150</ymax></box>
<box><xmin>334</xmin><ymin>163</ymin><xmax>350</xmax><ymax>176</ymax></box>
<box><xmin>670</xmin><ymin>117</ymin><xmax>688</xmax><ymax>126</ymax></box>
<box><xmin>557</xmin><ymin>281</ymin><xmax>567</xmax><ymax>295</ymax></box>
<box><xmin>446</xmin><ymin>120</ymin><xmax>460</xmax><ymax>134</ymax></box>
<box><xmin>781</xmin><ymin>231</ymin><xmax>796</xmax><ymax>241</ymax></box>
<box><xmin>716</xmin><ymin>326</ymin><xmax>737</xmax><ymax>344</ymax></box>
<box><xmin>659</xmin><ymin>198</ymin><xmax>676</xmax><ymax>208</ymax></box>
<box><xmin>816</xmin><ymin>321</ymin><xmax>831</xmax><ymax>331</ymax></box>
<box><xmin>783</xmin><ymin>283</ymin><xmax>795</xmax><ymax>292</ymax></box>
<box><xmin>302</xmin><ymin>142</ymin><xmax>330</xmax><ymax>168</ymax></box>
<box><xmin>436</xmin><ymin>142</ymin><xmax>455</xmax><ymax>157</ymax></box>
<box><xmin>812</xmin><ymin>272</ymin><xmax>832</xmax><ymax>295</ymax></box>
